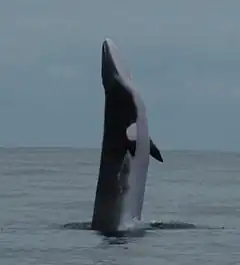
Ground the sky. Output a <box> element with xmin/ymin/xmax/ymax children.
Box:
<box><xmin>0</xmin><ymin>0</ymin><xmax>240</xmax><ymax>151</ymax></box>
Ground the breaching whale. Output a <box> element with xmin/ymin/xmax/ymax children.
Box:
<box><xmin>62</xmin><ymin>39</ymin><xmax>213</xmax><ymax>234</ymax></box>
<box><xmin>91</xmin><ymin>38</ymin><xmax>163</xmax><ymax>234</ymax></box>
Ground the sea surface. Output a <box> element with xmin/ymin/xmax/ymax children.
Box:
<box><xmin>0</xmin><ymin>148</ymin><xmax>240</xmax><ymax>265</ymax></box>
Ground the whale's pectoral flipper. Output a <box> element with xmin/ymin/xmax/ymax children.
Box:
<box><xmin>126</xmin><ymin>123</ymin><xmax>163</xmax><ymax>162</ymax></box>
<box><xmin>150</xmin><ymin>138</ymin><xmax>163</xmax><ymax>162</ymax></box>
<box><xmin>127</xmin><ymin>138</ymin><xmax>163</xmax><ymax>162</ymax></box>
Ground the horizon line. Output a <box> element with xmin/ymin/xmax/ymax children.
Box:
<box><xmin>0</xmin><ymin>145</ymin><xmax>239</xmax><ymax>154</ymax></box>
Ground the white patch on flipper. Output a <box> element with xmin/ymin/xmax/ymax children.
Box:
<box><xmin>126</xmin><ymin>123</ymin><xmax>137</xmax><ymax>141</ymax></box>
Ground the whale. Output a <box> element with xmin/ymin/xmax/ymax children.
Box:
<box><xmin>91</xmin><ymin>38</ymin><xmax>163</xmax><ymax>234</ymax></box>
<box><xmin>61</xmin><ymin>38</ymin><xmax>219</xmax><ymax>236</ymax></box>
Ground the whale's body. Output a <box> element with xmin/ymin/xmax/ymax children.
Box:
<box><xmin>91</xmin><ymin>38</ymin><xmax>163</xmax><ymax>233</ymax></box>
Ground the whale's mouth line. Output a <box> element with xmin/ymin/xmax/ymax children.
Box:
<box><xmin>60</xmin><ymin>220</ymin><xmax>225</xmax><ymax>237</ymax></box>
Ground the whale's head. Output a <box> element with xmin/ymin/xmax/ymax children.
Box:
<box><xmin>101</xmin><ymin>38</ymin><xmax>132</xmax><ymax>92</ymax></box>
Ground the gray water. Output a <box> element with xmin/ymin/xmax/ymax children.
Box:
<box><xmin>1</xmin><ymin>148</ymin><xmax>240</xmax><ymax>264</ymax></box>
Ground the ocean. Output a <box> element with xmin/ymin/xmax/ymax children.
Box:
<box><xmin>0</xmin><ymin>148</ymin><xmax>240</xmax><ymax>264</ymax></box>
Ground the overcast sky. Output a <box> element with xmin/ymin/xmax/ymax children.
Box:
<box><xmin>0</xmin><ymin>1</ymin><xmax>240</xmax><ymax>151</ymax></box>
